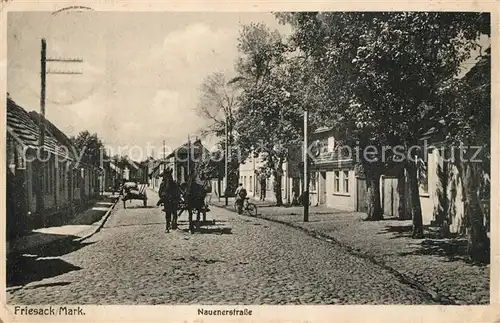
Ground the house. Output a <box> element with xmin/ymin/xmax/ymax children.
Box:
<box><xmin>239</xmin><ymin>152</ymin><xmax>294</xmax><ymax>203</ymax></box>
<box><xmin>29</xmin><ymin>110</ymin><xmax>102</xmax><ymax>201</ymax></box>
<box><xmin>103</xmin><ymin>158</ymin><xmax>122</xmax><ymax>190</ymax></box>
<box><xmin>403</xmin><ymin>55</ymin><xmax>490</xmax><ymax>234</ymax></box>
<box><xmin>166</xmin><ymin>138</ymin><xmax>209</xmax><ymax>184</ymax></box>
<box><xmin>307</xmin><ymin>127</ymin><xmax>358</xmax><ymax>211</ymax></box>
<box><xmin>239</xmin><ymin>127</ymin><xmax>360</xmax><ymax>211</ymax></box>
<box><xmin>6</xmin><ymin>96</ymin><xmax>100</xmax><ymax>238</ymax></box>
<box><xmin>148</xmin><ymin>158</ymin><xmax>165</xmax><ymax>189</ymax></box>
<box><xmin>121</xmin><ymin>158</ymin><xmax>139</xmax><ymax>181</ymax></box>
<box><xmin>149</xmin><ymin>138</ymin><xmax>211</xmax><ymax>190</ymax></box>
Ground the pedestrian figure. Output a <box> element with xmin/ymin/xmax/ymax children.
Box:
<box><xmin>259</xmin><ymin>176</ymin><xmax>267</xmax><ymax>201</ymax></box>
<box><xmin>157</xmin><ymin>168</ymin><xmax>180</xmax><ymax>233</ymax></box>
<box><xmin>291</xmin><ymin>191</ymin><xmax>300</xmax><ymax>206</ymax></box>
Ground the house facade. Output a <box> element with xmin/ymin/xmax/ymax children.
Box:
<box><xmin>149</xmin><ymin>139</ymin><xmax>210</xmax><ymax>189</ymax></box>
<box><xmin>238</xmin><ymin>152</ymin><xmax>292</xmax><ymax>202</ymax></box>
<box><xmin>6</xmin><ymin>97</ymin><xmax>101</xmax><ymax>239</ymax></box>
<box><xmin>238</xmin><ymin>127</ymin><xmax>359</xmax><ymax>211</ymax></box>
<box><xmin>308</xmin><ymin>127</ymin><xmax>358</xmax><ymax>211</ymax></box>
<box><xmin>379</xmin><ymin>55</ymin><xmax>490</xmax><ymax>234</ymax></box>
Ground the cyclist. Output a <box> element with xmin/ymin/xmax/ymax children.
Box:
<box><xmin>234</xmin><ymin>183</ymin><xmax>247</xmax><ymax>214</ymax></box>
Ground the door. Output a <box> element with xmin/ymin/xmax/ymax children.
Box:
<box><xmin>356</xmin><ymin>178</ymin><xmax>368</xmax><ymax>212</ymax></box>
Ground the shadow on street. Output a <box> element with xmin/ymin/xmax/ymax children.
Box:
<box><xmin>7</xmin><ymin>233</ymin><xmax>94</xmax><ymax>288</ymax></box>
<box><xmin>378</xmin><ymin>224</ymin><xmax>488</xmax><ymax>265</ymax></box>
<box><xmin>7</xmin><ymin>256</ymin><xmax>82</xmax><ymax>288</ymax></box>
<box><xmin>180</xmin><ymin>227</ymin><xmax>232</xmax><ymax>235</ymax></box>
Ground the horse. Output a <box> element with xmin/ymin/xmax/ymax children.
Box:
<box><xmin>157</xmin><ymin>171</ymin><xmax>181</xmax><ymax>233</ymax></box>
<box><xmin>180</xmin><ymin>178</ymin><xmax>209</xmax><ymax>233</ymax></box>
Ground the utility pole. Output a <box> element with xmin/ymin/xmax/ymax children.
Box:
<box><xmin>37</xmin><ymin>38</ymin><xmax>83</xmax><ymax>226</ymax></box>
<box><xmin>162</xmin><ymin>140</ymin><xmax>166</xmax><ymax>184</ymax></box>
<box><xmin>36</xmin><ymin>39</ymin><xmax>47</xmax><ymax>221</ymax></box>
<box><xmin>187</xmin><ymin>134</ymin><xmax>191</xmax><ymax>179</ymax></box>
<box><xmin>224</xmin><ymin>115</ymin><xmax>229</xmax><ymax>206</ymax></box>
<box><xmin>303</xmin><ymin>106</ymin><xmax>309</xmax><ymax>222</ymax></box>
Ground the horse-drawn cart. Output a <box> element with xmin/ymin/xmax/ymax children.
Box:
<box><xmin>121</xmin><ymin>182</ymin><xmax>148</xmax><ymax>208</ymax></box>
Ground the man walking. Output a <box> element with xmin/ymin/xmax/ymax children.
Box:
<box><xmin>259</xmin><ymin>176</ymin><xmax>267</xmax><ymax>201</ymax></box>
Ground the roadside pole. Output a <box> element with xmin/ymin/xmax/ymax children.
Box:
<box><xmin>303</xmin><ymin>106</ymin><xmax>309</xmax><ymax>222</ymax></box>
<box><xmin>38</xmin><ymin>38</ymin><xmax>83</xmax><ymax>226</ymax></box>
<box><xmin>224</xmin><ymin>115</ymin><xmax>229</xmax><ymax>206</ymax></box>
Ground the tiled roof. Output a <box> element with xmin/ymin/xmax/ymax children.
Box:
<box><xmin>122</xmin><ymin>158</ymin><xmax>140</xmax><ymax>170</ymax></box>
<box><xmin>7</xmin><ymin>98</ymin><xmax>73</xmax><ymax>160</ymax></box>
<box><xmin>28</xmin><ymin>111</ymin><xmax>77</xmax><ymax>159</ymax></box>
<box><xmin>166</xmin><ymin>140</ymin><xmax>209</xmax><ymax>159</ymax></box>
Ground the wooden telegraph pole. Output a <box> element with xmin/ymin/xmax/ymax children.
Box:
<box><xmin>303</xmin><ymin>105</ymin><xmax>309</xmax><ymax>222</ymax></box>
<box><xmin>224</xmin><ymin>115</ymin><xmax>229</xmax><ymax>206</ymax></box>
<box><xmin>187</xmin><ymin>134</ymin><xmax>191</xmax><ymax>180</ymax></box>
<box><xmin>38</xmin><ymin>38</ymin><xmax>83</xmax><ymax>226</ymax></box>
<box><xmin>36</xmin><ymin>39</ymin><xmax>47</xmax><ymax>222</ymax></box>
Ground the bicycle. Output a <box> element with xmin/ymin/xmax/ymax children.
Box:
<box><xmin>233</xmin><ymin>197</ymin><xmax>258</xmax><ymax>216</ymax></box>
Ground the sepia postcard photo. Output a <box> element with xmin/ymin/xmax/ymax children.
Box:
<box><xmin>1</xmin><ymin>1</ymin><xmax>498</xmax><ymax>322</ymax></box>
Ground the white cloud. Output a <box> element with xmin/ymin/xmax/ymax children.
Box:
<box><xmin>107</xmin><ymin>23</ymin><xmax>240</xmax><ymax>151</ymax></box>
<box><xmin>8</xmin><ymin>14</ymin><xmax>259</xmax><ymax>159</ymax></box>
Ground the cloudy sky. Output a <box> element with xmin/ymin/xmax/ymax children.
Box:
<box><xmin>8</xmin><ymin>12</ymin><xmax>290</xmax><ymax>160</ymax></box>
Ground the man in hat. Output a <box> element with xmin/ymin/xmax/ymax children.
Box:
<box><xmin>157</xmin><ymin>167</ymin><xmax>180</xmax><ymax>232</ymax></box>
<box><xmin>157</xmin><ymin>167</ymin><xmax>172</xmax><ymax>206</ymax></box>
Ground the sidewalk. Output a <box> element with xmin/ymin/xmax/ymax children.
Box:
<box><xmin>7</xmin><ymin>193</ymin><xmax>120</xmax><ymax>257</ymax></box>
<box><xmin>211</xmin><ymin>198</ymin><xmax>489</xmax><ymax>305</ymax></box>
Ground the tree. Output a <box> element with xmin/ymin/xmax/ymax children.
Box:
<box><xmin>233</xmin><ymin>23</ymin><xmax>313</xmax><ymax>206</ymax></box>
<box><xmin>277</xmin><ymin>12</ymin><xmax>489</xmax><ymax>236</ymax></box>
<box><xmin>70</xmin><ymin>130</ymin><xmax>105</xmax><ymax>167</ymax></box>
<box><xmin>195</xmin><ymin>151</ymin><xmax>224</xmax><ymax>180</ymax></box>
<box><xmin>197</xmin><ymin>72</ymin><xmax>238</xmax><ymax>140</ymax></box>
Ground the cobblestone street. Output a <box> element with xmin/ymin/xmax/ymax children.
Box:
<box><xmin>7</xmin><ymin>191</ymin><xmax>436</xmax><ymax>305</ymax></box>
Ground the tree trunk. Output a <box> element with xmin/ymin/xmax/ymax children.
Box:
<box><xmin>397</xmin><ymin>168</ymin><xmax>408</xmax><ymax>220</ymax></box>
<box><xmin>364</xmin><ymin>162</ymin><xmax>383</xmax><ymax>221</ymax></box>
<box><xmin>463</xmin><ymin>162</ymin><xmax>490</xmax><ymax>263</ymax></box>
<box><xmin>406</xmin><ymin>161</ymin><xmax>424</xmax><ymax>238</ymax></box>
<box><xmin>273</xmin><ymin>169</ymin><xmax>283</xmax><ymax>206</ymax></box>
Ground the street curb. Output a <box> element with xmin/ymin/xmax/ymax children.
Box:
<box><xmin>74</xmin><ymin>196</ymin><xmax>120</xmax><ymax>242</ymax></box>
<box><xmin>212</xmin><ymin>203</ymin><xmax>459</xmax><ymax>305</ymax></box>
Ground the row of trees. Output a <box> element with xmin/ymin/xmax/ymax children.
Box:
<box><xmin>197</xmin><ymin>12</ymin><xmax>490</xmax><ymax>262</ymax></box>
<box><xmin>70</xmin><ymin>130</ymin><xmax>132</xmax><ymax>171</ymax></box>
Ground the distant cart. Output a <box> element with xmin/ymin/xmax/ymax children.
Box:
<box><xmin>121</xmin><ymin>182</ymin><xmax>147</xmax><ymax>208</ymax></box>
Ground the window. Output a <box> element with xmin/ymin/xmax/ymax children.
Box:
<box><xmin>45</xmin><ymin>159</ymin><xmax>54</xmax><ymax>194</ymax></box>
<box><xmin>317</xmin><ymin>139</ymin><xmax>328</xmax><ymax>154</ymax></box>
<box><xmin>343</xmin><ymin>170</ymin><xmax>349</xmax><ymax>193</ymax></box>
<box><xmin>60</xmin><ymin>165</ymin><xmax>64</xmax><ymax>192</ymax></box>
<box><xmin>44</xmin><ymin>163</ymin><xmax>49</xmax><ymax>193</ymax></box>
<box><xmin>334</xmin><ymin>171</ymin><xmax>340</xmax><ymax>192</ymax></box>
<box><xmin>249</xmin><ymin>176</ymin><xmax>253</xmax><ymax>192</ymax></box>
<box><xmin>244</xmin><ymin>176</ymin><xmax>247</xmax><ymax>189</ymax></box>
<box><xmin>310</xmin><ymin>172</ymin><xmax>317</xmax><ymax>191</ymax></box>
